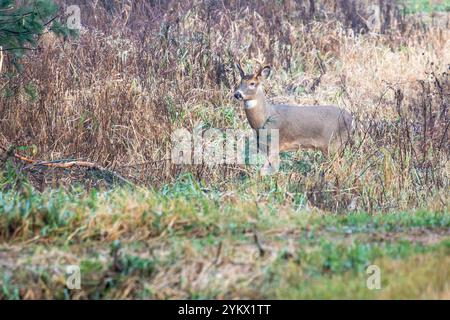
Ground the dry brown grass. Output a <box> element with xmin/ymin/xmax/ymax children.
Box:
<box><xmin>0</xmin><ymin>0</ymin><xmax>449</xmax><ymax>212</ymax></box>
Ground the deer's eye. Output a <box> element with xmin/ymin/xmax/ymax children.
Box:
<box><xmin>249</xmin><ymin>82</ymin><xmax>256</xmax><ymax>87</ymax></box>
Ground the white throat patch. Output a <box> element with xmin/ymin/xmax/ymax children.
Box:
<box><xmin>244</xmin><ymin>100</ymin><xmax>258</xmax><ymax>109</ymax></box>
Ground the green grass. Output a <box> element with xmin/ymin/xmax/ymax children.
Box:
<box><xmin>404</xmin><ymin>0</ymin><xmax>450</xmax><ymax>13</ymax></box>
<box><xmin>272</xmin><ymin>245</ymin><xmax>450</xmax><ymax>299</ymax></box>
<box><xmin>0</xmin><ymin>177</ymin><xmax>449</xmax><ymax>299</ymax></box>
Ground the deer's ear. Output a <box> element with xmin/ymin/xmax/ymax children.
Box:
<box><xmin>259</xmin><ymin>65</ymin><xmax>271</xmax><ymax>79</ymax></box>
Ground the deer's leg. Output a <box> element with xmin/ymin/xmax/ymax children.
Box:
<box><xmin>320</xmin><ymin>146</ymin><xmax>329</xmax><ymax>157</ymax></box>
<box><xmin>259</xmin><ymin>158</ymin><xmax>271</xmax><ymax>176</ymax></box>
<box><xmin>259</xmin><ymin>153</ymin><xmax>280</xmax><ymax>176</ymax></box>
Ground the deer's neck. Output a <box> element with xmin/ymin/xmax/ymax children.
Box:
<box><xmin>244</xmin><ymin>88</ymin><xmax>268</xmax><ymax>129</ymax></box>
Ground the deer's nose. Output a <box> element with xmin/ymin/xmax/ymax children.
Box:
<box><xmin>234</xmin><ymin>91</ymin><xmax>243</xmax><ymax>100</ymax></box>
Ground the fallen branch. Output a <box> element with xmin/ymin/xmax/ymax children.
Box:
<box><xmin>1</xmin><ymin>146</ymin><xmax>134</xmax><ymax>186</ymax></box>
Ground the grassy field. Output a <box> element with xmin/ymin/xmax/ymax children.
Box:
<box><xmin>0</xmin><ymin>0</ymin><xmax>449</xmax><ymax>299</ymax></box>
<box><xmin>1</xmin><ymin>179</ymin><xmax>449</xmax><ymax>299</ymax></box>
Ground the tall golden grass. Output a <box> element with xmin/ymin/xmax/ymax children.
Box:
<box><xmin>0</xmin><ymin>0</ymin><xmax>448</xmax><ymax>212</ymax></box>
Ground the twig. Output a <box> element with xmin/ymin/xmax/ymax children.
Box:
<box><xmin>116</xmin><ymin>158</ymin><xmax>171</xmax><ymax>168</ymax></box>
<box><xmin>0</xmin><ymin>46</ymin><xmax>40</xmax><ymax>51</ymax></box>
<box><xmin>213</xmin><ymin>241</ymin><xmax>222</xmax><ymax>265</ymax></box>
<box><xmin>253</xmin><ymin>230</ymin><xmax>266</xmax><ymax>257</ymax></box>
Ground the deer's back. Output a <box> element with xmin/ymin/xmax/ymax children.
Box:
<box><xmin>267</xmin><ymin>104</ymin><xmax>353</xmax><ymax>151</ymax></box>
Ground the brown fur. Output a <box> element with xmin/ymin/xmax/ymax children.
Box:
<box><xmin>235</xmin><ymin>63</ymin><xmax>354</xmax><ymax>173</ymax></box>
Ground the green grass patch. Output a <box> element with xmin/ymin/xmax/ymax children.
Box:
<box><xmin>403</xmin><ymin>0</ymin><xmax>450</xmax><ymax>14</ymax></box>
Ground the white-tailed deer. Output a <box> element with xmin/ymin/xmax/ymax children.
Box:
<box><xmin>234</xmin><ymin>61</ymin><xmax>354</xmax><ymax>175</ymax></box>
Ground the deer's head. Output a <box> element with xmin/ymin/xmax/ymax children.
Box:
<box><xmin>234</xmin><ymin>62</ymin><xmax>271</xmax><ymax>101</ymax></box>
